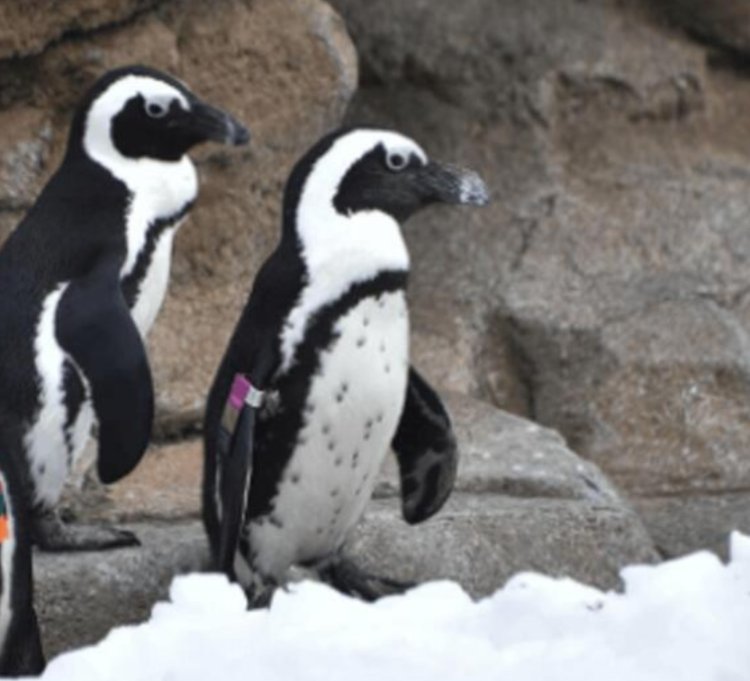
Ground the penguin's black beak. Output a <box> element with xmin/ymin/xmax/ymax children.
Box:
<box><xmin>418</xmin><ymin>161</ymin><xmax>490</xmax><ymax>206</ymax></box>
<box><xmin>176</xmin><ymin>99</ymin><xmax>250</xmax><ymax>147</ymax></box>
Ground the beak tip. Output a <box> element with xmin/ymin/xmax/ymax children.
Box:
<box><xmin>229</xmin><ymin>123</ymin><xmax>251</xmax><ymax>147</ymax></box>
<box><xmin>459</xmin><ymin>172</ymin><xmax>490</xmax><ymax>206</ymax></box>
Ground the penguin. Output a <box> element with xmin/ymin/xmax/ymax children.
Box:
<box><xmin>0</xmin><ymin>451</ymin><xmax>44</xmax><ymax>676</ymax></box>
<box><xmin>0</xmin><ymin>65</ymin><xmax>249</xmax><ymax>551</ymax></box>
<box><xmin>203</xmin><ymin>127</ymin><xmax>489</xmax><ymax>603</ymax></box>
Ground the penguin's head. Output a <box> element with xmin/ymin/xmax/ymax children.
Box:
<box><xmin>69</xmin><ymin>65</ymin><xmax>249</xmax><ymax>165</ymax></box>
<box><xmin>285</xmin><ymin>127</ymin><xmax>489</xmax><ymax>232</ymax></box>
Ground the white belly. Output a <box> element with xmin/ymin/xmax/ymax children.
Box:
<box><xmin>25</xmin><ymin>286</ymin><xmax>94</xmax><ymax>508</ymax></box>
<box><xmin>247</xmin><ymin>291</ymin><xmax>409</xmax><ymax>581</ymax></box>
<box><xmin>130</xmin><ymin>228</ymin><xmax>176</xmax><ymax>337</ymax></box>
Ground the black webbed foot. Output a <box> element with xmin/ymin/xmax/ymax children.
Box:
<box><xmin>320</xmin><ymin>557</ymin><xmax>415</xmax><ymax>602</ymax></box>
<box><xmin>32</xmin><ymin>508</ymin><xmax>139</xmax><ymax>552</ymax></box>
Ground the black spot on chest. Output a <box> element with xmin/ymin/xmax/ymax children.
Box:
<box><xmin>246</xmin><ymin>271</ymin><xmax>408</xmax><ymax>520</ymax></box>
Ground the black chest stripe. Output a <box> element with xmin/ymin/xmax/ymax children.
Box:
<box><xmin>120</xmin><ymin>201</ymin><xmax>193</xmax><ymax>308</ymax></box>
<box><xmin>247</xmin><ymin>269</ymin><xmax>408</xmax><ymax>519</ymax></box>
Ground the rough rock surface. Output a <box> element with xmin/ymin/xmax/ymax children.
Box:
<box><xmin>655</xmin><ymin>0</ymin><xmax>750</xmax><ymax>56</ymax></box>
<box><xmin>35</xmin><ymin>522</ymin><xmax>208</xmax><ymax>660</ymax></box>
<box><xmin>0</xmin><ymin>0</ymin><xmax>358</xmax><ymax>436</ymax></box>
<box><xmin>9</xmin><ymin>0</ymin><xmax>750</xmax><ymax>661</ymax></box>
<box><xmin>0</xmin><ymin>0</ymin><xmax>667</xmax><ymax>668</ymax></box>
<box><xmin>354</xmin><ymin>395</ymin><xmax>658</xmax><ymax>596</ymax></box>
<box><xmin>45</xmin><ymin>395</ymin><xmax>656</xmax><ymax>658</ymax></box>
<box><xmin>329</xmin><ymin>0</ymin><xmax>750</xmax><ymax>554</ymax></box>
<box><xmin>0</xmin><ymin>1</ymin><xmax>158</xmax><ymax>59</ymax></box>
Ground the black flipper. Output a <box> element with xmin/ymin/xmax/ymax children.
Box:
<box><xmin>56</xmin><ymin>259</ymin><xmax>153</xmax><ymax>485</ymax></box>
<box><xmin>215</xmin><ymin>341</ymin><xmax>276</xmax><ymax>580</ymax></box>
<box><xmin>217</xmin><ymin>388</ymin><xmax>257</xmax><ymax>577</ymax></box>
<box><xmin>32</xmin><ymin>507</ymin><xmax>139</xmax><ymax>552</ymax></box>
<box><xmin>391</xmin><ymin>367</ymin><xmax>458</xmax><ymax>524</ymax></box>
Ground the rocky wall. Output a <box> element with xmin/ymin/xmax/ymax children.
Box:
<box><xmin>330</xmin><ymin>0</ymin><xmax>750</xmax><ymax>555</ymax></box>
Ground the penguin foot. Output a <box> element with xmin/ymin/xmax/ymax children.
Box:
<box><xmin>320</xmin><ymin>557</ymin><xmax>415</xmax><ymax>602</ymax></box>
<box><xmin>241</xmin><ymin>574</ymin><xmax>279</xmax><ymax>610</ymax></box>
<box><xmin>7</xmin><ymin>609</ymin><xmax>45</xmax><ymax>677</ymax></box>
<box><xmin>245</xmin><ymin>584</ymin><xmax>276</xmax><ymax>610</ymax></box>
<box><xmin>32</xmin><ymin>509</ymin><xmax>140</xmax><ymax>552</ymax></box>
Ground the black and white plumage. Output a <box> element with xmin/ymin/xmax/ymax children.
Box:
<box><xmin>203</xmin><ymin>127</ymin><xmax>488</xmax><ymax>602</ymax></box>
<box><xmin>0</xmin><ymin>454</ymin><xmax>44</xmax><ymax>676</ymax></box>
<box><xmin>0</xmin><ymin>65</ymin><xmax>249</xmax><ymax>551</ymax></box>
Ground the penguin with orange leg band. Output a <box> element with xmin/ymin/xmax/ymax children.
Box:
<box><xmin>0</xmin><ymin>453</ymin><xmax>44</xmax><ymax>676</ymax></box>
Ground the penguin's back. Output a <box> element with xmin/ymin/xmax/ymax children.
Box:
<box><xmin>0</xmin><ymin>160</ymin><xmax>127</xmax><ymax>503</ymax></box>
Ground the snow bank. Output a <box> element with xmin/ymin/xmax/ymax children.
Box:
<box><xmin>32</xmin><ymin>533</ymin><xmax>750</xmax><ymax>681</ymax></box>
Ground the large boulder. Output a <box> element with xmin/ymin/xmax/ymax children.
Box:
<box><xmin>0</xmin><ymin>0</ymin><xmax>358</xmax><ymax>435</ymax></box>
<box><xmin>329</xmin><ymin>0</ymin><xmax>750</xmax><ymax>555</ymax></box>
<box><xmin>353</xmin><ymin>394</ymin><xmax>658</xmax><ymax>596</ymax></box>
<box><xmin>654</xmin><ymin>0</ymin><xmax>750</xmax><ymax>57</ymax></box>
<box><xmin>34</xmin><ymin>522</ymin><xmax>208</xmax><ymax>660</ymax></box>
<box><xmin>48</xmin><ymin>395</ymin><xmax>656</xmax><ymax>657</ymax></box>
<box><xmin>0</xmin><ymin>1</ymin><xmax>156</xmax><ymax>59</ymax></box>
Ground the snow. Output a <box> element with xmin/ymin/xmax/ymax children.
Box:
<box><xmin>29</xmin><ymin>533</ymin><xmax>750</xmax><ymax>681</ymax></box>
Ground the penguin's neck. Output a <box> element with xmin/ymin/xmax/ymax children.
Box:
<box><xmin>117</xmin><ymin>157</ymin><xmax>197</xmax><ymax>279</ymax></box>
<box><xmin>81</xmin><ymin>132</ymin><xmax>198</xmax><ymax>280</ymax></box>
<box><xmin>279</xmin><ymin>201</ymin><xmax>410</xmax><ymax>373</ymax></box>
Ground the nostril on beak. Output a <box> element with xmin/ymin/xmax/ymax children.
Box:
<box><xmin>227</xmin><ymin>118</ymin><xmax>250</xmax><ymax>146</ymax></box>
<box><xmin>231</xmin><ymin>123</ymin><xmax>251</xmax><ymax>146</ymax></box>
<box><xmin>459</xmin><ymin>171</ymin><xmax>490</xmax><ymax>206</ymax></box>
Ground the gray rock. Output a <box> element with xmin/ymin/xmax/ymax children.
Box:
<box><xmin>350</xmin><ymin>495</ymin><xmax>657</xmax><ymax>598</ymax></box>
<box><xmin>353</xmin><ymin>394</ymin><xmax>658</xmax><ymax>596</ymax></box>
<box><xmin>38</xmin><ymin>395</ymin><xmax>655</xmax><ymax>659</ymax></box>
<box><xmin>34</xmin><ymin>522</ymin><xmax>210</xmax><ymax>661</ymax></box>
<box><xmin>654</xmin><ymin>0</ymin><xmax>750</xmax><ymax>57</ymax></box>
<box><xmin>633</xmin><ymin>493</ymin><xmax>750</xmax><ymax>559</ymax></box>
<box><xmin>330</xmin><ymin>0</ymin><xmax>750</xmax><ymax>553</ymax></box>
<box><xmin>376</xmin><ymin>394</ymin><xmax>627</xmax><ymax>504</ymax></box>
<box><xmin>0</xmin><ymin>0</ymin><xmax>156</xmax><ymax>59</ymax></box>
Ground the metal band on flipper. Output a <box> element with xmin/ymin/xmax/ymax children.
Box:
<box><xmin>222</xmin><ymin>374</ymin><xmax>265</xmax><ymax>433</ymax></box>
<box><xmin>229</xmin><ymin>374</ymin><xmax>265</xmax><ymax>410</ymax></box>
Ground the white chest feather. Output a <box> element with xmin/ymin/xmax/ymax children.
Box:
<box><xmin>129</xmin><ymin>227</ymin><xmax>177</xmax><ymax>337</ymax></box>
<box><xmin>118</xmin><ymin>161</ymin><xmax>196</xmax><ymax>278</ymax></box>
<box><xmin>118</xmin><ymin>163</ymin><xmax>195</xmax><ymax>338</ymax></box>
<box><xmin>247</xmin><ymin>291</ymin><xmax>409</xmax><ymax>581</ymax></box>
<box><xmin>25</xmin><ymin>286</ymin><xmax>94</xmax><ymax>508</ymax></box>
<box><xmin>0</xmin><ymin>471</ymin><xmax>15</xmax><ymax>654</ymax></box>
<box><xmin>279</xmin><ymin>154</ymin><xmax>410</xmax><ymax>373</ymax></box>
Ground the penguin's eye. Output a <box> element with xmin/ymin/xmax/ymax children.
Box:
<box><xmin>145</xmin><ymin>101</ymin><xmax>169</xmax><ymax>119</ymax></box>
<box><xmin>385</xmin><ymin>152</ymin><xmax>409</xmax><ymax>172</ymax></box>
